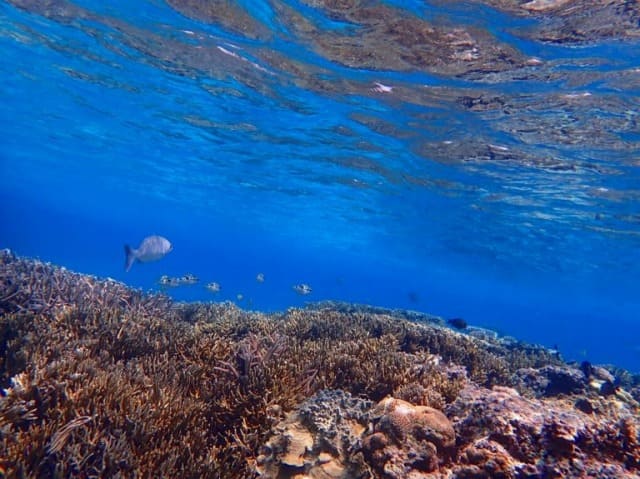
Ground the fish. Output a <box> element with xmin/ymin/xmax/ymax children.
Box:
<box><xmin>447</xmin><ymin>318</ymin><xmax>468</xmax><ymax>330</ymax></box>
<box><xmin>206</xmin><ymin>282</ymin><xmax>221</xmax><ymax>293</ymax></box>
<box><xmin>124</xmin><ymin>235</ymin><xmax>173</xmax><ymax>272</ymax></box>
<box><xmin>157</xmin><ymin>273</ymin><xmax>198</xmax><ymax>287</ymax></box>
<box><xmin>256</xmin><ymin>273</ymin><xmax>265</xmax><ymax>283</ymax></box>
<box><xmin>158</xmin><ymin>275</ymin><xmax>181</xmax><ymax>287</ymax></box>
<box><xmin>179</xmin><ymin>274</ymin><xmax>199</xmax><ymax>285</ymax></box>
<box><xmin>293</xmin><ymin>283</ymin><xmax>312</xmax><ymax>295</ymax></box>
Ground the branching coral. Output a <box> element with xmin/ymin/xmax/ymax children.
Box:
<box><xmin>0</xmin><ymin>251</ymin><xmax>637</xmax><ymax>477</ymax></box>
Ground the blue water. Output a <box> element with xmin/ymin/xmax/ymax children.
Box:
<box><xmin>1</xmin><ymin>0</ymin><xmax>639</xmax><ymax>371</ymax></box>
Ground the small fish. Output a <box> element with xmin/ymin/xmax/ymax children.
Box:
<box><xmin>124</xmin><ymin>235</ymin><xmax>172</xmax><ymax>272</ymax></box>
<box><xmin>293</xmin><ymin>283</ymin><xmax>312</xmax><ymax>295</ymax></box>
<box><xmin>256</xmin><ymin>273</ymin><xmax>265</xmax><ymax>283</ymax></box>
<box><xmin>158</xmin><ymin>275</ymin><xmax>181</xmax><ymax>288</ymax></box>
<box><xmin>447</xmin><ymin>318</ymin><xmax>468</xmax><ymax>330</ymax></box>
<box><xmin>206</xmin><ymin>282</ymin><xmax>221</xmax><ymax>293</ymax></box>
<box><xmin>236</xmin><ymin>293</ymin><xmax>244</xmax><ymax>301</ymax></box>
<box><xmin>179</xmin><ymin>273</ymin><xmax>199</xmax><ymax>285</ymax></box>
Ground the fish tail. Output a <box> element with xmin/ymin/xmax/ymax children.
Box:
<box><xmin>124</xmin><ymin>245</ymin><xmax>136</xmax><ymax>272</ymax></box>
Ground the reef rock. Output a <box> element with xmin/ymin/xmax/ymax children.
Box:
<box><xmin>447</xmin><ymin>384</ymin><xmax>640</xmax><ymax>478</ymax></box>
<box><xmin>456</xmin><ymin>437</ymin><xmax>524</xmax><ymax>479</ymax></box>
<box><xmin>513</xmin><ymin>364</ymin><xmax>587</xmax><ymax>397</ymax></box>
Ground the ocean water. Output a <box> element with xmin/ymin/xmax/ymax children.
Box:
<box><xmin>1</xmin><ymin>0</ymin><xmax>639</xmax><ymax>371</ymax></box>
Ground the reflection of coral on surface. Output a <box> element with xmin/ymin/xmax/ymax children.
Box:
<box><xmin>0</xmin><ymin>250</ymin><xmax>638</xmax><ymax>477</ymax></box>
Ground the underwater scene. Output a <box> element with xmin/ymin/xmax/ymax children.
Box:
<box><xmin>1</xmin><ymin>0</ymin><xmax>639</xmax><ymax>477</ymax></box>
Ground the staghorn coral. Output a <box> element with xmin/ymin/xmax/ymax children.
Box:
<box><xmin>0</xmin><ymin>250</ymin><xmax>638</xmax><ymax>477</ymax></box>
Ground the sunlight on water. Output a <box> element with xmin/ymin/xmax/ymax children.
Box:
<box><xmin>1</xmin><ymin>0</ymin><xmax>639</xmax><ymax>369</ymax></box>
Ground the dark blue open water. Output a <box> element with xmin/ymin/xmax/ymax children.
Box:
<box><xmin>1</xmin><ymin>0</ymin><xmax>639</xmax><ymax>370</ymax></box>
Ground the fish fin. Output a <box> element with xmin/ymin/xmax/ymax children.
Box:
<box><xmin>124</xmin><ymin>245</ymin><xmax>136</xmax><ymax>272</ymax></box>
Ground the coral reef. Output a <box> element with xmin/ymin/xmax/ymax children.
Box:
<box><xmin>1</xmin><ymin>250</ymin><xmax>639</xmax><ymax>477</ymax></box>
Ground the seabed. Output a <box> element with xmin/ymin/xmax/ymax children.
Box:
<box><xmin>0</xmin><ymin>249</ymin><xmax>638</xmax><ymax>478</ymax></box>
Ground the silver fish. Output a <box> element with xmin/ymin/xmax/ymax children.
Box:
<box><xmin>206</xmin><ymin>282</ymin><xmax>221</xmax><ymax>293</ymax></box>
<box><xmin>179</xmin><ymin>274</ymin><xmax>199</xmax><ymax>285</ymax></box>
<box><xmin>124</xmin><ymin>235</ymin><xmax>173</xmax><ymax>272</ymax></box>
<box><xmin>158</xmin><ymin>275</ymin><xmax>181</xmax><ymax>287</ymax></box>
<box><xmin>293</xmin><ymin>283</ymin><xmax>312</xmax><ymax>295</ymax></box>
